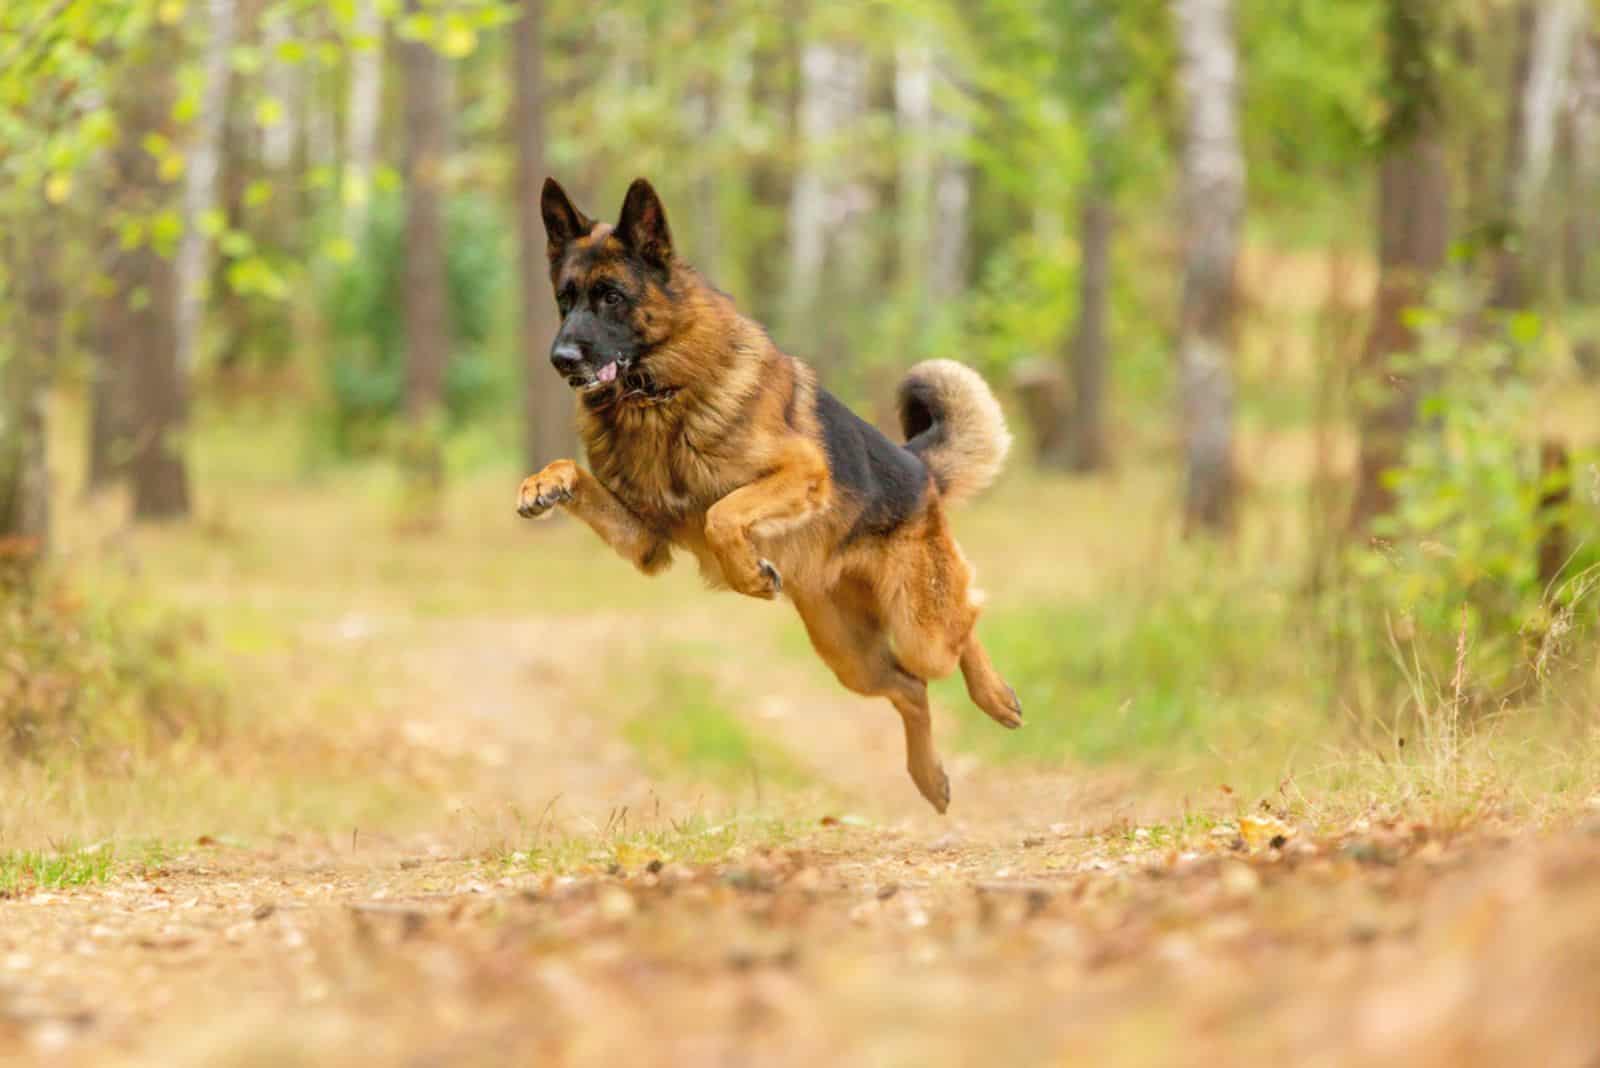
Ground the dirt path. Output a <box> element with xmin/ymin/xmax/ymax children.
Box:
<box><xmin>6</xmin><ymin>601</ymin><xmax>1600</xmax><ymax>1065</ymax></box>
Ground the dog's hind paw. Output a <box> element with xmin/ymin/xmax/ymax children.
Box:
<box><xmin>915</xmin><ymin>763</ymin><xmax>951</xmax><ymax>814</ymax></box>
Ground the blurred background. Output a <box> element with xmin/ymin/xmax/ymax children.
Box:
<box><xmin>8</xmin><ymin>6</ymin><xmax>1600</xmax><ymax>1059</ymax></box>
<box><xmin>2</xmin><ymin>0</ymin><xmax>1600</xmax><ymax>799</ymax></box>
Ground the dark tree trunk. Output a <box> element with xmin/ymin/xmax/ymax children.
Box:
<box><xmin>402</xmin><ymin>1</ymin><xmax>449</xmax><ymax>422</ymax></box>
<box><xmin>125</xmin><ymin>241</ymin><xmax>189</xmax><ymax>520</ymax></box>
<box><xmin>1536</xmin><ymin>439</ymin><xmax>1572</xmax><ymax>590</ymax></box>
<box><xmin>513</xmin><ymin>0</ymin><xmax>570</xmax><ymax>470</ymax></box>
<box><xmin>85</xmin><ymin>330</ymin><xmax>130</xmax><ymax>491</ymax></box>
<box><xmin>99</xmin><ymin>37</ymin><xmax>190</xmax><ymax>519</ymax></box>
<box><xmin>0</xmin><ymin>225</ymin><xmax>58</xmax><ymax>554</ymax></box>
<box><xmin>1350</xmin><ymin>4</ymin><xmax>1450</xmax><ymax>532</ymax></box>
<box><xmin>1175</xmin><ymin>0</ymin><xmax>1242</xmax><ymax>532</ymax></box>
<box><xmin>87</xmin><ymin>136</ymin><xmax>138</xmax><ymax>490</ymax></box>
<box><xmin>1068</xmin><ymin>171</ymin><xmax>1112</xmax><ymax>473</ymax></box>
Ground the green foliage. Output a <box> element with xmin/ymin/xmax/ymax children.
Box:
<box><xmin>1352</xmin><ymin>300</ymin><xmax>1600</xmax><ymax>697</ymax></box>
<box><xmin>319</xmin><ymin>189</ymin><xmax>509</xmax><ymax>453</ymax></box>
<box><xmin>951</xmin><ymin>570</ymin><xmax>1306</xmax><ymax>765</ymax></box>
<box><xmin>1241</xmin><ymin>0</ymin><xmax>1384</xmax><ymax>217</ymax></box>
<box><xmin>623</xmin><ymin>666</ymin><xmax>808</xmax><ymax>790</ymax></box>
<box><xmin>0</xmin><ymin>570</ymin><xmax>224</xmax><ymax>762</ymax></box>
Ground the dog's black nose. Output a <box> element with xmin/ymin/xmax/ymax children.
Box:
<box><xmin>550</xmin><ymin>343</ymin><xmax>584</xmax><ymax>377</ymax></box>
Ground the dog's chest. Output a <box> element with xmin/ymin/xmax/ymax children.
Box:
<box><xmin>586</xmin><ymin>417</ymin><xmax>736</xmax><ymax>530</ymax></box>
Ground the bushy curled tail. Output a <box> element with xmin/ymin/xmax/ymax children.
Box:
<box><xmin>897</xmin><ymin>359</ymin><xmax>1012</xmax><ymax>506</ymax></box>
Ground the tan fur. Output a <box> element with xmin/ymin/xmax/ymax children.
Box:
<box><xmin>520</xmin><ymin>201</ymin><xmax>1019</xmax><ymax>813</ymax></box>
<box><xmin>899</xmin><ymin>358</ymin><xmax>1012</xmax><ymax>505</ymax></box>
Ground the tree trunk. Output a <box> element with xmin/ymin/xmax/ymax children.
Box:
<box><xmin>685</xmin><ymin>1</ymin><xmax>723</xmax><ymax>278</ymax></box>
<box><xmin>176</xmin><ymin>0</ymin><xmax>237</xmax><ymax>379</ymax></box>
<box><xmin>97</xmin><ymin>38</ymin><xmax>191</xmax><ymax>519</ymax></box>
<box><xmin>1175</xmin><ymin>0</ymin><xmax>1243</xmax><ymax>532</ymax></box>
<box><xmin>84</xmin><ymin>334</ymin><xmax>129</xmax><ymax>491</ymax></box>
<box><xmin>894</xmin><ymin>41</ymin><xmax>934</xmax><ymax>300</ymax></box>
<box><xmin>1350</xmin><ymin>4</ymin><xmax>1450</xmax><ymax>532</ymax></box>
<box><xmin>1492</xmin><ymin>0</ymin><xmax>1584</xmax><ymax>309</ymax></box>
<box><xmin>260</xmin><ymin>13</ymin><xmax>299</xmax><ymax>173</ymax></box>
<box><xmin>742</xmin><ymin>22</ymin><xmax>796</xmax><ymax>326</ymax></box>
<box><xmin>344</xmin><ymin>0</ymin><xmax>384</xmax><ymax>236</ymax></box>
<box><xmin>126</xmin><ymin>243</ymin><xmax>190</xmax><ymax>520</ymax></box>
<box><xmin>928</xmin><ymin>62</ymin><xmax>970</xmax><ymax>305</ymax></box>
<box><xmin>0</xmin><ymin>226</ymin><xmax>58</xmax><ymax>555</ymax></box>
<box><xmin>513</xmin><ymin>0</ymin><xmax>569</xmax><ymax>470</ymax></box>
<box><xmin>1564</xmin><ymin>32</ymin><xmax>1600</xmax><ymax>307</ymax></box>
<box><xmin>210</xmin><ymin>63</ymin><xmax>254</xmax><ymax>374</ymax></box>
<box><xmin>1068</xmin><ymin>163</ymin><xmax>1113</xmax><ymax>472</ymax></box>
<box><xmin>401</xmin><ymin>3</ymin><xmax>449</xmax><ymax>421</ymax></box>
<box><xmin>784</xmin><ymin>40</ymin><xmax>868</xmax><ymax>364</ymax></box>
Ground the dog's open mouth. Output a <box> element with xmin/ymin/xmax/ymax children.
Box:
<box><xmin>573</xmin><ymin>361</ymin><xmax>620</xmax><ymax>392</ymax></box>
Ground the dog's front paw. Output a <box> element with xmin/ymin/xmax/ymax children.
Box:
<box><xmin>517</xmin><ymin>460</ymin><xmax>579</xmax><ymax>519</ymax></box>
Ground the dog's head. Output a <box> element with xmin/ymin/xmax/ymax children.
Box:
<box><xmin>540</xmin><ymin>177</ymin><xmax>681</xmax><ymax>397</ymax></box>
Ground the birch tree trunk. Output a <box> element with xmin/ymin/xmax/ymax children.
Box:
<box><xmin>784</xmin><ymin>40</ymin><xmax>867</xmax><ymax>362</ymax></box>
<box><xmin>1350</xmin><ymin>2</ymin><xmax>1450</xmax><ymax>532</ymax></box>
<box><xmin>513</xmin><ymin>0</ymin><xmax>569</xmax><ymax>471</ymax></box>
<box><xmin>895</xmin><ymin>41</ymin><xmax>934</xmax><ymax>300</ymax></box>
<box><xmin>1493</xmin><ymin>0</ymin><xmax>1585</xmax><ymax>309</ymax></box>
<box><xmin>928</xmin><ymin>63</ymin><xmax>970</xmax><ymax>305</ymax></box>
<box><xmin>1175</xmin><ymin>0</ymin><xmax>1243</xmax><ymax>532</ymax></box>
<box><xmin>1563</xmin><ymin>30</ymin><xmax>1600</xmax><ymax>302</ymax></box>
<box><xmin>260</xmin><ymin>14</ymin><xmax>298</xmax><ymax>173</ymax></box>
<box><xmin>344</xmin><ymin>0</ymin><xmax>383</xmax><ymax>236</ymax></box>
<box><xmin>175</xmin><ymin>0</ymin><xmax>236</xmax><ymax>378</ymax></box>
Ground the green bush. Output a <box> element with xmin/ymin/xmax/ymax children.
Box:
<box><xmin>319</xmin><ymin>189</ymin><xmax>509</xmax><ymax>455</ymax></box>
<box><xmin>951</xmin><ymin>569</ymin><xmax>1306</xmax><ymax>764</ymax></box>
<box><xmin>0</xmin><ymin>565</ymin><xmax>223</xmax><ymax>762</ymax></box>
<box><xmin>1349</xmin><ymin>300</ymin><xmax>1600</xmax><ymax>698</ymax></box>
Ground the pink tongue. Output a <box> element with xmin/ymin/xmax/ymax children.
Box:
<box><xmin>598</xmin><ymin>362</ymin><xmax>618</xmax><ymax>384</ymax></box>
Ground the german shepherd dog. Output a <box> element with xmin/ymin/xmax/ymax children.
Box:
<box><xmin>518</xmin><ymin>177</ymin><xmax>1020</xmax><ymax>812</ymax></box>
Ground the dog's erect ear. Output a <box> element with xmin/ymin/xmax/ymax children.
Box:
<box><xmin>541</xmin><ymin>177</ymin><xmax>591</xmax><ymax>262</ymax></box>
<box><xmin>616</xmin><ymin>178</ymin><xmax>672</xmax><ymax>268</ymax></box>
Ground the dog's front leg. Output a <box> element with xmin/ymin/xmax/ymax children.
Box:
<box><xmin>517</xmin><ymin>460</ymin><xmax>671</xmax><ymax>574</ymax></box>
<box><xmin>704</xmin><ymin>440</ymin><xmax>830</xmax><ymax>599</ymax></box>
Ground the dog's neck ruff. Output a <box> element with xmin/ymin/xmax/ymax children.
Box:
<box><xmin>617</xmin><ymin>366</ymin><xmax>680</xmax><ymax>407</ymax></box>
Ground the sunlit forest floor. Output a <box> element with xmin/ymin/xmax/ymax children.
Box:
<box><xmin>6</xmin><ymin>393</ymin><xmax>1600</xmax><ymax>1065</ymax></box>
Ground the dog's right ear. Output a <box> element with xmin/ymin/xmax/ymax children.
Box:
<box><xmin>541</xmin><ymin>177</ymin><xmax>591</xmax><ymax>262</ymax></box>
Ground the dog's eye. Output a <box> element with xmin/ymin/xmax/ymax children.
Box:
<box><xmin>601</xmin><ymin>289</ymin><xmax>625</xmax><ymax>308</ymax></box>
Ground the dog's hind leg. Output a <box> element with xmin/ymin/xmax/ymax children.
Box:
<box><xmin>878</xmin><ymin>513</ymin><xmax>1021</xmax><ymax>730</ymax></box>
<box><xmin>794</xmin><ymin>583</ymin><xmax>950</xmax><ymax>813</ymax></box>
<box><xmin>960</xmin><ymin>636</ymin><xmax>1022</xmax><ymax>729</ymax></box>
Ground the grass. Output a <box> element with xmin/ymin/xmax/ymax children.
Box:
<box><xmin>498</xmin><ymin>810</ymin><xmax>801</xmax><ymax>875</ymax></box>
<box><xmin>0</xmin><ymin>844</ymin><xmax>115</xmax><ymax>896</ymax></box>
<box><xmin>621</xmin><ymin>662</ymin><xmax>810</xmax><ymax>793</ymax></box>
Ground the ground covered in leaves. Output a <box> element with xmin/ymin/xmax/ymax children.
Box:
<box><xmin>8</xmin><ymin>463</ymin><xmax>1600</xmax><ymax>1066</ymax></box>
<box><xmin>7</xmin><ymin>805</ymin><xmax>1600</xmax><ymax>1066</ymax></box>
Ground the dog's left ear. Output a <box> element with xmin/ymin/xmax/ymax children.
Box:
<box><xmin>616</xmin><ymin>178</ymin><xmax>673</xmax><ymax>268</ymax></box>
